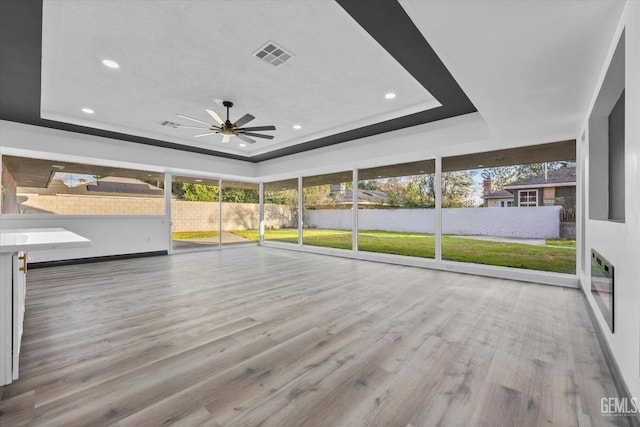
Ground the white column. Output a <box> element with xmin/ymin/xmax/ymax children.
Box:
<box><xmin>259</xmin><ymin>182</ymin><xmax>265</xmax><ymax>244</ymax></box>
<box><xmin>298</xmin><ymin>176</ymin><xmax>303</xmax><ymax>245</ymax></box>
<box><xmin>435</xmin><ymin>156</ymin><xmax>442</xmax><ymax>262</ymax></box>
<box><xmin>218</xmin><ymin>179</ymin><xmax>223</xmax><ymax>248</ymax></box>
<box><xmin>352</xmin><ymin>168</ymin><xmax>358</xmax><ymax>252</ymax></box>
<box><xmin>164</xmin><ymin>172</ymin><xmax>173</xmax><ymax>254</ymax></box>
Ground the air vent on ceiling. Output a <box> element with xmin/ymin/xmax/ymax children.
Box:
<box><xmin>160</xmin><ymin>120</ymin><xmax>181</xmax><ymax>128</ymax></box>
<box><xmin>254</xmin><ymin>42</ymin><xmax>293</xmax><ymax>67</ymax></box>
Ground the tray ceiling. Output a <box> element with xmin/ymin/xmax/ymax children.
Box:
<box><xmin>0</xmin><ymin>0</ymin><xmax>475</xmax><ymax>163</ymax></box>
<box><xmin>0</xmin><ymin>1</ymin><xmax>625</xmax><ymax>164</ymax></box>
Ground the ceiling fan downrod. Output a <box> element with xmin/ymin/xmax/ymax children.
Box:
<box><xmin>222</xmin><ymin>100</ymin><xmax>233</xmax><ymax>127</ymax></box>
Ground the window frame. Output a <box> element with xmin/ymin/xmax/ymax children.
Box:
<box><xmin>518</xmin><ymin>190</ymin><xmax>538</xmax><ymax>207</ymax></box>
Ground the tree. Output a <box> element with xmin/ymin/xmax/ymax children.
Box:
<box><xmin>221</xmin><ymin>187</ymin><xmax>259</xmax><ymax>203</ymax></box>
<box><xmin>481</xmin><ymin>167</ymin><xmax>520</xmax><ymax>191</ymax></box>
<box><xmin>302</xmin><ymin>185</ymin><xmax>334</xmax><ymax>209</ymax></box>
<box><xmin>515</xmin><ymin>161</ymin><xmax>571</xmax><ymax>178</ymax></box>
<box><xmin>362</xmin><ymin>172</ymin><xmax>475</xmax><ymax>208</ymax></box>
<box><xmin>181</xmin><ymin>183</ymin><xmax>219</xmax><ymax>201</ymax></box>
<box><xmin>441</xmin><ymin>171</ymin><xmax>477</xmax><ymax>207</ymax></box>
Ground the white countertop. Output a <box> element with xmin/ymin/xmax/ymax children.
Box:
<box><xmin>0</xmin><ymin>228</ymin><xmax>91</xmax><ymax>253</ymax></box>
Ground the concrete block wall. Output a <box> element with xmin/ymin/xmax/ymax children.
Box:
<box><xmin>15</xmin><ymin>194</ymin><xmax>294</xmax><ymax>232</ymax></box>
<box><xmin>12</xmin><ymin>194</ymin><xmax>561</xmax><ymax>238</ymax></box>
<box><xmin>219</xmin><ymin>202</ymin><xmax>258</xmax><ymax>231</ymax></box>
<box><xmin>306</xmin><ymin>206</ymin><xmax>562</xmax><ymax>238</ymax></box>
<box><xmin>18</xmin><ymin>194</ymin><xmax>164</xmax><ymax>215</ymax></box>
<box><xmin>172</xmin><ymin>202</ymin><xmax>293</xmax><ymax>232</ymax></box>
<box><xmin>171</xmin><ymin>200</ymin><xmax>221</xmax><ymax>232</ymax></box>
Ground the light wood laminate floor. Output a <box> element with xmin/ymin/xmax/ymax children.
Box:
<box><xmin>0</xmin><ymin>247</ymin><xmax>629</xmax><ymax>426</ymax></box>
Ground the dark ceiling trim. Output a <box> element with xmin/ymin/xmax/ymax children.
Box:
<box><xmin>0</xmin><ymin>0</ymin><xmax>475</xmax><ymax>164</ymax></box>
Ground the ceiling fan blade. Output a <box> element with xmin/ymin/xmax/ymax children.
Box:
<box><xmin>236</xmin><ymin>134</ymin><xmax>256</xmax><ymax>144</ymax></box>
<box><xmin>193</xmin><ymin>132</ymin><xmax>217</xmax><ymax>138</ymax></box>
<box><xmin>177</xmin><ymin>114</ymin><xmax>211</xmax><ymax>126</ymax></box>
<box><xmin>222</xmin><ymin>135</ymin><xmax>231</xmax><ymax>143</ymax></box>
<box><xmin>206</xmin><ymin>109</ymin><xmax>224</xmax><ymax>125</ymax></box>
<box><xmin>177</xmin><ymin>125</ymin><xmax>217</xmax><ymax>130</ymax></box>
<box><xmin>238</xmin><ymin>125</ymin><xmax>276</xmax><ymax>132</ymax></box>
<box><xmin>244</xmin><ymin>132</ymin><xmax>274</xmax><ymax>140</ymax></box>
<box><xmin>233</xmin><ymin>113</ymin><xmax>255</xmax><ymax>128</ymax></box>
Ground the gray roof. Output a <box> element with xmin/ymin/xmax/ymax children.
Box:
<box><xmin>18</xmin><ymin>177</ymin><xmax>163</xmax><ymax>197</ymax></box>
<box><xmin>504</xmin><ymin>167</ymin><xmax>576</xmax><ymax>188</ymax></box>
<box><xmin>329</xmin><ymin>188</ymin><xmax>389</xmax><ymax>204</ymax></box>
<box><xmin>482</xmin><ymin>190</ymin><xmax>513</xmax><ymax>199</ymax></box>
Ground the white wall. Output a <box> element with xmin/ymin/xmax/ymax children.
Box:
<box><xmin>256</xmin><ymin>111</ymin><xmax>578</xmax><ymax>183</ymax></box>
<box><xmin>580</xmin><ymin>0</ymin><xmax>640</xmax><ymax>402</ymax></box>
<box><xmin>0</xmin><ymin>121</ymin><xmax>258</xmax><ymax>180</ymax></box>
<box><xmin>0</xmin><ymin>215</ymin><xmax>170</xmax><ymax>262</ymax></box>
<box><xmin>306</xmin><ymin>206</ymin><xmax>560</xmax><ymax>238</ymax></box>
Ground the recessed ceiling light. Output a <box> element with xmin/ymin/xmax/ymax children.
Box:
<box><xmin>194</xmin><ymin>179</ymin><xmax>203</xmax><ymax>182</ymax></box>
<box><xmin>51</xmin><ymin>165</ymin><xmax>65</xmax><ymax>170</ymax></box>
<box><xmin>478</xmin><ymin>164</ymin><xmax>484</xmax><ymax>167</ymax></box>
<box><xmin>293</xmin><ymin>124</ymin><xmax>302</xmax><ymax>130</ymax></box>
<box><xmin>102</xmin><ymin>59</ymin><xmax>120</xmax><ymax>69</ymax></box>
<box><xmin>81</xmin><ymin>108</ymin><xmax>94</xmax><ymax>114</ymax></box>
<box><xmin>239</xmin><ymin>143</ymin><xmax>247</xmax><ymax>147</ymax></box>
<box><xmin>384</xmin><ymin>92</ymin><xmax>396</xmax><ymax>100</ymax></box>
<box><xmin>419</xmin><ymin>170</ymin><xmax>425</xmax><ymax>173</ymax></box>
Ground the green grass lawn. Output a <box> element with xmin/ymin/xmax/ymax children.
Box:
<box><xmin>231</xmin><ymin>228</ymin><xmax>576</xmax><ymax>274</ymax></box>
<box><xmin>545</xmin><ymin>239</ymin><xmax>576</xmax><ymax>247</ymax></box>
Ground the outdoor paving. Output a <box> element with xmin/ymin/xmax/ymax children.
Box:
<box><xmin>172</xmin><ymin>231</ymin><xmax>253</xmax><ymax>251</ymax></box>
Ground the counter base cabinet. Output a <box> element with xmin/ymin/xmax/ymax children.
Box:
<box><xmin>0</xmin><ymin>251</ymin><xmax>27</xmax><ymax>386</ymax></box>
<box><xmin>0</xmin><ymin>228</ymin><xmax>90</xmax><ymax>385</ymax></box>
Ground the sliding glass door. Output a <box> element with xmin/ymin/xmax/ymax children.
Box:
<box><xmin>170</xmin><ymin>175</ymin><xmax>220</xmax><ymax>252</ymax></box>
<box><xmin>220</xmin><ymin>180</ymin><xmax>260</xmax><ymax>246</ymax></box>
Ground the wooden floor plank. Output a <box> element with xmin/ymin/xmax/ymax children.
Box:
<box><xmin>0</xmin><ymin>247</ymin><xmax>629</xmax><ymax>426</ymax></box>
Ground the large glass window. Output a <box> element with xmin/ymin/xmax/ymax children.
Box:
<box><xmin>220</xmin><ymin>180</ymin><xmax>259</xmax><ymax>246</ymax></box>
<box><xmin>357</xmin><ymin>160</ymin><xmax>436</xmax><ymax>258</ymax></box>
<box><xmin>171</xmin><ymin>176</ymin><xmax>221</xmax><ymax>252</ymax></box>
<box><xmin>441</xmin><ymin>141</ymin><xmax>576</xmax><ymax>274</ymax></box>
<box><xmin>302</xmin><ymin>171</ymin><xmax>353</xmax><ymax>250</ymax></box>
<box><xmin>1</xmin><ymin>155</ymin><xmax>164</xmax><ymax>215</ymax></box>
<box><xmin>263</xmin><ymin>179</ymin><xmax>299</xmax><ymax>244</ymax></box>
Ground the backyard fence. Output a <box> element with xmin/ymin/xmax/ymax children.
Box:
<box><xmin>16</xmin><ymin>195</ymin><xmax>295</xmax><ymax>232</ymax></box>
<box><xmin>16</xmin><ymin>194</ymin><xmax>562</xmax><ymax>238</ymax></box>
<box><xmin>305</xmin><ymin>206</ymin><xmax>562</xmax><ymax>239</ymax></box>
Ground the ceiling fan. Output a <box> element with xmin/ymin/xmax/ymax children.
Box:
<box><xmin>176</xmin><ymin>101</ymin><xmax>275</xmax><ymax>144</ymax></box>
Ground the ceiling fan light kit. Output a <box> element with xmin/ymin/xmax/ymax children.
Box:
<box><xmin>176</xmin><ymin>101</ymin><xmax>276</xmax><ymax>145</ymax></box>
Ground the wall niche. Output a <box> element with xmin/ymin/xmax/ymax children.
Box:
<box><xmin>588</xmin><ymin>31</ymin><xmax>625</xmax><ymax>222</ymax></box>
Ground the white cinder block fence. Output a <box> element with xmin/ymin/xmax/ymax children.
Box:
<box><xmin>305</xmin><ymin>206</ymin><xmax>562</xmax><ymax>239</ymax></box>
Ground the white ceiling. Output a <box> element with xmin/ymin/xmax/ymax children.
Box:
<box><xmin>399</xmin><ymin>0</ymin><xmax>625</xmax><ymax>141</ymax></box>
<box><xmin>39</xmin><ymin>0</ymin><xmax>625</xmax><ymax>161</ymax></box>
<box><xmin>41</xmin><ymin>0</ymin><xmax>439</xmax><ymax>158</ymax></box>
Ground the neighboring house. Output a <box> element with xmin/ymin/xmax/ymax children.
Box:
<box><xmin>503</xmin><ymin>167</ymin><xmax>576</xmax><ymax>222</ymax></box>
<box><xmin>328</xmin><ymin>183</ymin><xmax>389</xmax><ymax>208</ymax></box>
<box><xmin>18</xmin><ymin>176</ymin><xmax>163</xmax><ymax>197</ymax></box>
<box><xmin>16</xmin><ymin>177</ymin><xmax>164</xmax><ymax>214</ymax></box>
<box><xmin>481</xmin><ymin>178</ymin><xmax>514</xmax><ymax>207</ymax></box>
<box><xmin>482</xmin><ymin>167</ymin><xmax>576</xmax><ymax>238</ymax></box>
<box><xmin>482</xmin><ymin>189</ymin><xmax>514</xmax><ymax>207</ymax></box>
